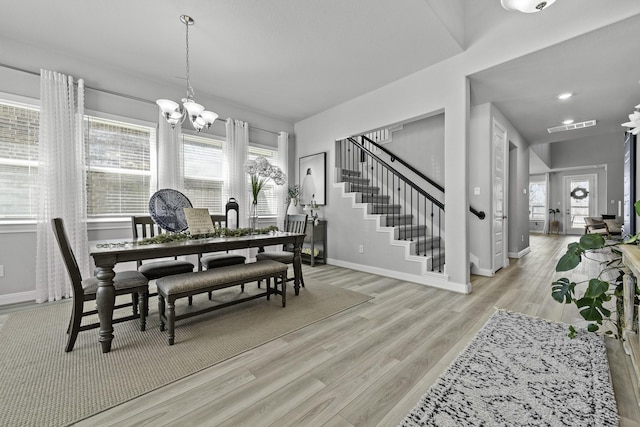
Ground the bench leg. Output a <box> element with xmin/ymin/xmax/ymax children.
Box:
<box><xmin>158</xmin><ymin>295</ymin><xmax>165</xmax><ymax>331</ymax></box>
<box><xmin>167</xmin><ymin>299</ymin><xmax>176</xmax><ymax>345</ymax></box>
<box><xmin>138</xmin><ymin>290</ymin><xmax>147</xmax><ymax>331</ymax></box>
<box><xmin>266</xmin><ymin>278</ymin><xmax>271</xmax><ymax>300</ymax></box>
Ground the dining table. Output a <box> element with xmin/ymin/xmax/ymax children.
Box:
<box><xmin>89</xmin><ymin>231</ymin><xmax>306</xmax><ymax>353</ymax></box>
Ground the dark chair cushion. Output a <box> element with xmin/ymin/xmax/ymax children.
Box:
<box><xmin>138</xmin><ymin>260</ymin><xmax>194</xmax><ymax>280</ymax></box>
<box><xmin>255</xmin><ymin>251</ymin><xmax>294</xmax><ymax>263</ymax></box>
<box><xmin>201</xmin><ymin>254</ymin><xmax>246</xmax><ymax>269</ymax></box>
<box><xmin>82</xmin><ymin>270</ymin><xmax>149</xmax><ymax>295</ymax></box>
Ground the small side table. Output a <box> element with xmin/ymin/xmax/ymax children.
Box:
<box><xmin>303</xmin><ymin>220</ymin><xmax>327</xmax><ymax>266</ymax></box>
<box><xmin>549</xmin><ymin>221</ymin><xmax>559</xmax><ymax>234</ymax></box>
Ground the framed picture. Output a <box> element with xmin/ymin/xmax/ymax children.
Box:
<box><xmin>299</xmin><ymin>152</ymin><xmax>326</xmax><ymax>206</ymax></box>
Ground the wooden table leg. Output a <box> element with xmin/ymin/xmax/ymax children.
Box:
<box><xmin>293</xmin><ymin>243</ymin><xmax>302</xmax><ymax>296</ymax></box>
<box><xmin>94</xmin><ymin>264</ymin><xmax>116</xmax><ymax>353</ymax></box>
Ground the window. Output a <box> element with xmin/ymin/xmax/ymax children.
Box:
<box><xmin>0</xmin><ymin>100</ymin><xmax>39</xmax><ymax>218</ymax></box>
<box><xmin>248</xmin><ymin>145</ymin><xmax>279</xmax><ymax>216</ymax></box>
<box><xmin>181</xmin><ymin>133</ymin><xmax>225</xmax><ymax>213</ymax></box>
<box><xmin>529</xmin><ymin>179</ymin><xmax>546</xmax><ymax>220</ymax></box>
<box><xmin>85</xmin><ymin>116</ymin><xmax>156</xmax><ymax>217</ymax></box>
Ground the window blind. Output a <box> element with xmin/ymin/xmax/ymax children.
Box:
<box><xmin>182</xmin><ymin>133</ymin><xmax>225</xmax><ymax>213</ymax></box>
<box><xmin>0</xmin><ymin>101</ymin><xmax>39</xmax><ymax>218</ymax></box>
<box><xmin>85</xmin><ymin>117</ymin><xmax>155</xmax><ymax>216</ymax></box>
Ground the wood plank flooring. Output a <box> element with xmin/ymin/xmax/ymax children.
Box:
<box><xmin>2</xmin><ymin>234</ymin><xmax>639</xmax><ymax>426</ymax></box>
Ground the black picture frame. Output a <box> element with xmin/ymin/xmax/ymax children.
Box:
<box><xmin>299</xmin><ymin>152</ymin><xmax>326</xmax><ymax>206</ymax></box>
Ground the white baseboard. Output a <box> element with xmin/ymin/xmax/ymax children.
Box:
<box><xmin>470</xmin><ymin>266</ymin><xmax>494</xmax><ymax>277</ymax></box>
<box><xmin>508</xmin><ymin>247</ymin><xmax>531</xmax><ymax>259</ymax></box>
<box><xmin>326</xmin><ymin>258</ymin><xmax>471</xmax><ymax>294</ymax></box>
<box><xmin>0</xmin><ymin>290</ymin><xmax>36</xmax><ymax>306</ymax></box>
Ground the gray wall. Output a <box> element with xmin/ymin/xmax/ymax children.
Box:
<box><xmin>469</xmin><ymin>102</ymin><xmax>530</xmax><ymax>275</ymax></box>
<box><xmin>538</xmin><ymin>131</ymin><xmax>625</xmax><ymax>235</ymax></box>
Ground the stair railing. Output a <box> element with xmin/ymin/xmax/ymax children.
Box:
<box><xmin>360</xmin><ymin>135</ymin><xmax>485</xmax><ymax>220</ymax></box>
<box><xmin>337</xmin><ymin>136</ymin><xmax>445</xmax><ymax>272</ymax></box>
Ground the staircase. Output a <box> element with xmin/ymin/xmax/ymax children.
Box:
<box><xmin>335</xmin><ymin>138</ymin><xmax>445</xmax><ymax>274</ymax></box>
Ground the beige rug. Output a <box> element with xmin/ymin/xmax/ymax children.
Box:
<box><xmin>0</xmin><ymin>279</ymin><xmax>372</xmax><ymax>427</ymax></box>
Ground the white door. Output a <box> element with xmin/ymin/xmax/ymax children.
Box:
<box><xmin>563</xmin><ymin>174</ymin><xmax>597</xmax><ymax>234</ymax></box>
<box><xmin>493</xmin><ymin>119</ymin><xmax>508</xmax><ymax>272</ymax></box>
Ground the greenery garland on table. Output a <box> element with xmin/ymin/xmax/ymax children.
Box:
<box><xmin>136</xmin><ymin>226</ymin><xmax>280</xmax><ymax>245</ymax></box>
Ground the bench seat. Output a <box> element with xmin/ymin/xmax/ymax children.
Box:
<box><xmin>156</xmin><ymin>260</ymin><xmax>288</xmax><ymax>345</ymax></box>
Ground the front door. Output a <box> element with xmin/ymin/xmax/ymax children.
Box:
<box><xmin>564</xmin><ymin>174</ymin><xmax>597</xmax><ymax>234</ymax></box>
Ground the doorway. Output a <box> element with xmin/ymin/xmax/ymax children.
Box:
<box><xmin>492</xmin><ymin>118</ymin><xmax>508</xmax><ymax>272</ymax></box>
<box><xmin>563</xmin><ymin>174</ymin><xmax>597</xmax><ymax>234</ymax></box>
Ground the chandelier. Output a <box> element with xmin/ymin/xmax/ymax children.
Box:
<box><xmin>500</xmin><ymin>0</ymin><xmax>556</xmax><ymax>13</ymax></box>
<box><xmin>156</xmin><ymin>15</ymin><xmax>218</xmax><ymax>132</ymax></box>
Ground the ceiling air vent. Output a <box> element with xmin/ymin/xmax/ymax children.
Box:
<box><xmin>547</xmin><ymin>120</ymin><xmax>597</xmax><ymax>134</ymax></box>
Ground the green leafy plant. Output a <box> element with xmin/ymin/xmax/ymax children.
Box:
<box><xmin>552</xmin><ymin>201</ymin><xmax>640</xmax><ymax>338</ymax></box>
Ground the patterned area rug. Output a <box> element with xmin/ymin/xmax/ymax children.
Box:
<box><xmin>0</xmin><ymin>279</ymin><xmax>371</xmax><ymax>427</ymax></box>
<box><xmin>400</xmin><ymin>310</ymin><xmax>619</xmax><ymax>427</ymax></box>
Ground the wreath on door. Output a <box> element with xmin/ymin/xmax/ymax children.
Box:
<box><xmin>570</xmin><ymin>187</ymin><xmax>589</xmax><ymax>200</ymax></box>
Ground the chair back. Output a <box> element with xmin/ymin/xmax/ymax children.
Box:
<box><xmin>210</xmin><ymin>214</ymin><xmax>227</xmax><ymax>229</ymax></box>
<box><xmin>131</xmin><ymin>215</ymin><xmax>175</xmax><ymax>267</ymax></box>
<box><xmin>51</xmin><ymin>218</ymin><xmax>84</xmax><ymax>298</ymax></box>
<box><xmin>131</xmin><ymin>215</ymin><xmax>168</xmax><ymax>239</ymax></box>
<box><xmin>285</xmin><ymin>214</ymin><xmax>308</xmax><ymax>234</ymax></box>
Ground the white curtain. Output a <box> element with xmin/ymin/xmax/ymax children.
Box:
<box><xmin>157</xmin><ymin>111</ymin><xmax>184</xmax><ymax>192</ymax></box>
<box><xmin>35</xmin><ymin>70</ymin><xmax>88</xmax><ymax>303</ymax></box>
<box><xmin>277</xmin><ymin>131</ymin><xmax>289</xmax><ymax>229</ymax></box>
<box><xmin>224</xmin><ymin>119</ymin><xmax>249</xmax><ymax>227</ymax></box>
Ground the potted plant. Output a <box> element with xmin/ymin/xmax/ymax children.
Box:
<box><xmin>549</xmin><ymin>208</ymin><xmax>560</xmax><ymax>234</ymax></box>
<box><xmin>552</xmin><ymin>201</ymin><xmax>640</xmax><ymax>338</ymax></box>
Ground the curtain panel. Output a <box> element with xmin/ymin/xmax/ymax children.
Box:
<box><xmin>35</xmin><ymin>70</ymin><xmax>88</xmax><ymax>303</ymax></box>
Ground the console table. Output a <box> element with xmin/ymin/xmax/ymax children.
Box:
<box><xmin>303</xmin><ymin>219</ymin><xmax>326</xmax><ymax>266</ymax></box>
<box><xmin>619</xmin><ymin>244</ymin><xmax>640</xmax><ymax>407</ymax></box>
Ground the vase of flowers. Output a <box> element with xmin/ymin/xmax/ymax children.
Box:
<box><xmin>244</xmin><ymin>156</ymin><xmax>287</xmax><ymax>232</ymax></box>
<box><xmin>286</xmin><ymin>184</ymin><xmax>300</xmax><ymax>215</ymax></box>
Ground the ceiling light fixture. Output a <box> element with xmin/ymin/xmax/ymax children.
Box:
<box><xmin>557</xmin><ymin>92</ymin><xmax>573</xmax><ymax>100</ymax></box>
<box><xmin>501</xmin><ymin>0</ymin><xmax>556</xmax><ymax>13</ymax></box>
<box><xmin>562</xmin><ymin>119</ymin><xmax>574</xmax><ymax>125</ymax></box>
<box><xmin>156</xmin><ymin>15</ymin><xmax>218</xmax><ymax>132</ymax></box>
<box><xmin>621</xmin><ymin>104</ymin><xmax>640</xmax><ymax>135</ymax></box>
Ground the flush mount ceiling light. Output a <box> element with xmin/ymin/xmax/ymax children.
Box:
<box><xmin>501</xmin><ymin>0</ymin><xmax>557</xmax><ymax>13</ymax></box>
<box><xmin>562</xmin><ymin>119</ymin><xmax>574</xmax><ymax>125</ymax></box>
<box><xmin>621</xmin><ymin>104</ymin><xmax>640</xmax><ymax>135</ymax></box>
<box><xmin>156</xmin><ymin>15</ymin><xmax>218</xmax><ymax>132</ymax></box>
<box><xmin>557</xmin><ymin>92</ymin><xmax>573</xmax><ymax>100</ymax></box>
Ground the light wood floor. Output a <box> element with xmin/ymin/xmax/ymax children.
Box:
<box><xmin>2</xmin><ymin>235</ymin><xmax>639</xmax><ymax>426</ymax></box>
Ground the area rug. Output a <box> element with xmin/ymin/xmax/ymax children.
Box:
<box><xmin>0</xmin><ymin>279</ymin><xmax>371</xmax><ymax>427</ymax></box>
<box><xmin>400</xmin><ymin>310</ymin><xmax>619</xmax><ymax>427</ymax></box>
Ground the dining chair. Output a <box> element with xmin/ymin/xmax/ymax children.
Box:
<box><xmin>256</xmin><ymin>214</ymin><xmax>308</xmax><ymax>289</ymax></box>
<box><xmin>51</xmin><ymin>217</ymin><xmax>148</xmax><ymax>352</ymax></box>
<box><xmin>198</xmin><ymin>214</ymin><xmax>246</xmax><ymax>271</ymax></box>
<box><xmin>130</xmin><ymin>216</ymin><xmax>195</xmax><ymax>280</ymax></box>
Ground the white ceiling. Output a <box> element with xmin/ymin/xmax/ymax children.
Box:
<box><xmin>470</xmin><ymin>12</ymin><xmax>640</xmax><ymax>146</ymax></box>
<box><xmin>0</xmin><ymin>0</ymin><xmax>638</xmax><ymax>146</ymax></box>
<box><xmin>0</xmin><ymin>0</ymin><xmax>464</xmax><ymax>123</ymax></box>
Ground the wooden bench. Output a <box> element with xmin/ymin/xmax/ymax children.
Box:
<box><xmin>156</xmin><ymin>260</ymin><xmax>288</xmax><ymax>345</ymax></box>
